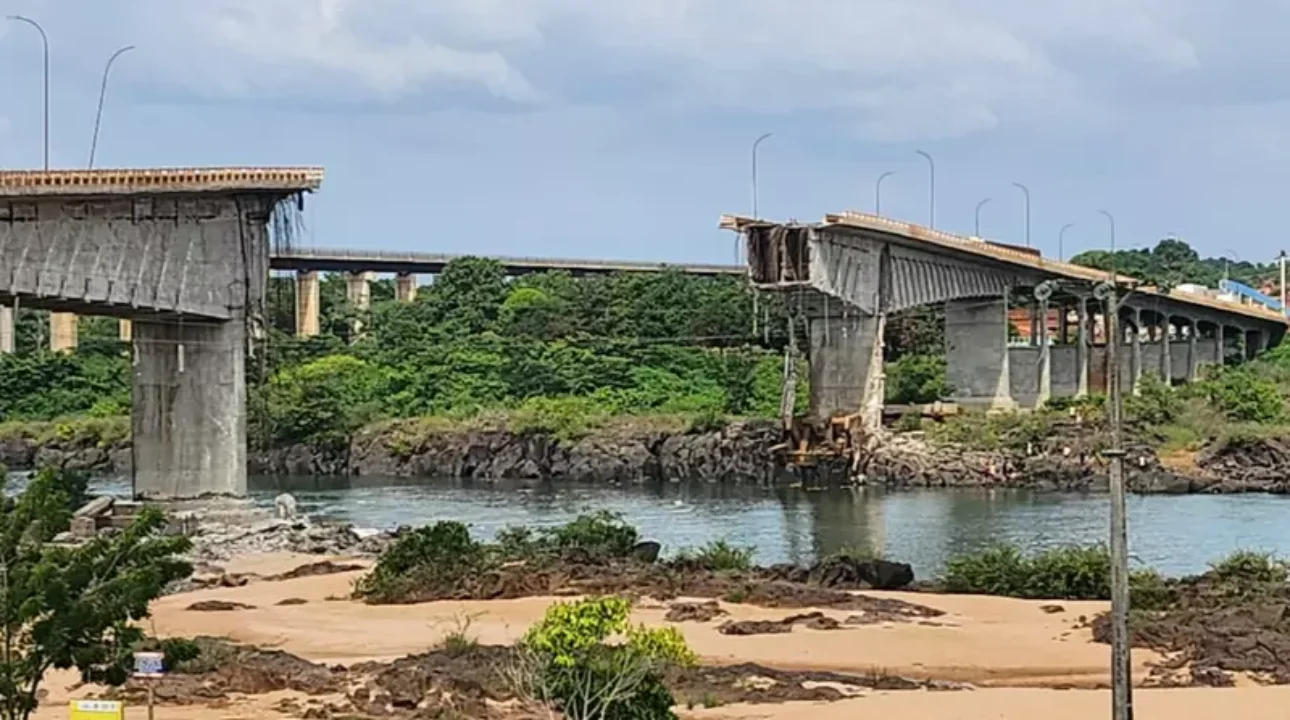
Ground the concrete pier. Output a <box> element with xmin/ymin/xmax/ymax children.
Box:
<box><xmin>119</xmin><ymin>319</ymin><xmax>132</xmax><ymax>342</ymax></box>
<box><xmin>50</xmin><ymin>312</ymin><xmax>77</xmax><ymax>353</ymax></box>
<box><xmin>132</xmin><ymin>319</ymin><xmax>246</xmax><ymax>497</ymax></box>
<box><xmin>806</xmin><ymin>313</ymin><xmax>883</xmax><ymax>423</ymax></box>
<box><xmin>396</xmin><ymin>272</ymin><xmax>417</xmax><ymax>302</ymax></box>
<box><xmin>0</xmin><ymin>304</ymin><xmax>13</xmax><ymax>354</ymax></box>
<box><xmin>345</xmin><ymin>271</ymin><xmax>373</xmax><ymax>339</ymax></box>
<box><xmin>295</xmin><ymin>270</ymin><xmax>321</xmax><ymax>337</ymax></box>
<box><xmin>945</xmin><ymin>295</ymin><xmax>1015</xmax><ymax>410</ymax></box>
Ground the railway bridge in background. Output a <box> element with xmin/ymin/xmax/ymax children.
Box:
<box><xmin>722</xmin><ymin>211</ymin><xmax>1289</xmax><ymax>432</ymax></box>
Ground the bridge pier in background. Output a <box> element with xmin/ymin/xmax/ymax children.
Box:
<box><xmin>0</xmin><ymin>304</ymin><xmax>12</xmax><ymax>353</ymax></box>
<box><xmin>345</xmin><ymin>271</ymin><xmax>373</xmax><ymax>339</ymax></box>
<box><xmin>295</xmin><ymin>270</ymin><xmax>321</xmax><ymax>337</ymax></box>
<box><xmin>50</xmin><ymin>312</ymin><xmax>77</xmax><ymax>353</ymax></box>
<box><xmin>806</xmin><ymin>312</ymin><xmax>885</xmax><ymax>429</ymax></box>
<box><xmin>119</xmin><ymin>319</ymin><xmax>133</xmax><ymax>342</ymax></box>
<box><xmin>945</xmin><ymin>292</ymin><xmax>1016</xmax><ymax>410</ymax></box>
<box><xmin>1077</xmin><ymin>297</ymin><xmax>1091</xmax><ymax>396</ymax></box>
<box><xmin>396</xmin><ymin>272</ymin><xmax>417</xmax><ymax>302</ymax></box>
<box><xmin>132</xmin><ymin>318</ymin><xmax>247</xmax><ymax>498</ymax></box>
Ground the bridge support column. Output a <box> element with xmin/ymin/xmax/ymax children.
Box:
<box><xmin>295</xmin><ymin>271</ymin><xmax>321</xmax><ymax>338</ymax></box>
<box><xmin>1131</xmin><ymin>307</ymin><xmax>1143</xmax><ymax>394</ymax></box>
<box><xmin>345</xmin><ymin>271</ymin><xmax>373</xmax><ymax>339</ymax></box>
<box><xmin>395</xmin><ymin>273</ymin><xmax>417</xmax><ymax>303</ymax></box>
<box><xmin>1077</xmin><ymin>297</ymin><xmax>1090</xmax><ymax>397</ymax></box>
<box><xmin>1159</xmin><ymin>316</ymin><xmax>1171</xmax><ymax>383</ymax></box>
<box><xmin>1248</xmin><ymin>329</ymin><xmax>1266</xmax><ymax>359</ymax></box>
<box><xmin>0</xmin><ymin>304</ymin><xmax>13</xmax><ymax>354</ymax></box>
<box><xmin>945</xmin><ymin>292</ymin><xmax>1015</xmax><ymax>410</ymax></box>
<box><xmin>119</xmin><ymin>319</ymin><xmax>132</xmax><ymax>342</ymax></box>
<box><xmin>50</xmin><ymin>312</ymin><xmax>77</xmax><ymax>353</ymax></box>
<box><xmin>1215</xmin><ymin>324</ymin><xmax>1226</xmax><ymax>366</ymax></box>
<box><xmin>132</xmin><ymin>318</ymin><xmax>246</xmax><ymax>499</ymax></box>
<box><xmin>806</xmin><ymin>312</ymin><xmax>885</xmax><ymax>429</ymax></box>
<box><xmin>1187</xmin><ymin>320</ymin><xmax>1199</xmax><ymax>380</ymax></box>
<box><xmin>1037</xmin><ymin>296</ymin><xmax>1052</xmax><ymax>406</ymax></box>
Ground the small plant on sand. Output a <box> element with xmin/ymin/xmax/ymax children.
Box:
<box><xmin>942</xmin><ymin>544</ymin><xmax>1181</xmax><ymax>605</ymax></box>
<box><xmin>508</xmin><ymin>596</ymin><xmax>696</xmax><ymax>720</ymax></box>
<box><xmin>438</xmin><ymin>614</ymin><xmax>481</xmax><ymax>658</ymax></box>
<box><xmin>674</xmin><ymin>540</ymin><xmax>754</xmax><ymax>573</ymax></box>
<box><xmin>541</xmin><ymin>511</ymin><xmax>639</xmax><ymax>560</ymax></box>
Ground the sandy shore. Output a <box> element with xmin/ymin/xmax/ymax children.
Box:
<box><xmin>26</xmin><ymin>551</ymin><xmax>1290</xmax><ymax>719</ymax></box>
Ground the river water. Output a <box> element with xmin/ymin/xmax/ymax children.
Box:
<box><xmin>54</xmin><ymin>473</ymin><xmax>1290</xmax><ymax>579</ymax></box>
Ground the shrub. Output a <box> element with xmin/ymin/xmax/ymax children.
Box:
<box><xmin>943</xmin><ymin>544</ymin><xmax>1112</xmax><ymax>600</ymax></box>
<box><xmin>509</xmin><ymin>396</ymin><xmax>606</xmax><ymax>442</ymax></box>
<box><xmin>512</xmin><ymin>596</ymin><xmax>696</xmax><ymax>720</ymax></box>
<box><xmin>1208</xmin><ymin>550</ymin><xmax>1288</xmax><ymax>585</ymax></box>
<box><xmin>1126</xmin><ymin>372</ymin><xmax>1182</xmax><ymax>426</ymax></box>
<box><xmin>675</xmin><ymin>540</ymin><xmax>755</xmax><ymax>573</ymax></box>
<box><xmin>355</xmin><ymin>521</ymin><xmax>485</xmax><ymax>602</ymax></box>
<box><xmin>885</xmin><ymin>353</ymin><xmax>951</xmax><ymax>404</ymax></box>
<box><xmin>1198</xmin><ymin>368</ymin><xmax>1284</xmax><ymax>423</ymax></box>
<box><xmin>542</xmin><ymin>511</ymin><xmax>639</xmax><ymax>560</ymax></box>
<box><xmin>942</xmin><ymin>545</ymin><xmax>1031</xmax><ymax>596</ymax></box>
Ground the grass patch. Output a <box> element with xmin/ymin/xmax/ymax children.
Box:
<box><xmin>674</xmin><ymin>540</ymin><xmax>755</xmax><ymax>573</ymax></box>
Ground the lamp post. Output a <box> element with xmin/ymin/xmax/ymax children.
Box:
<box><xmin>8</xmin><ymin>15</ymin><xmax>49</xmax><ymax>169</ymax></box>
<box><xmin>915</xmin><ymin>150</ymin><xmax>935</xmax><ymax>228</ymax></box>
<box><xmin>974</xmin><ymin>197</ymin><xmax>991</xmax><ymax>237</ymax></box>
<box><xmin>1059</xmin><ymin>222</ymin><xmax>1075</xmax><ymax>263</ymax></box>
<box><xmin>89</xmin><ymin>45</ymin><xmax>136</xmax><ymax>168</ymax></box>
<box><xmin>875</xmin><ymin>171</ymin><xmax>896</xmax><ymax>215</ymax></box>
<box><xmin>751</xmin><ymin>132</ymin><xmax>774</xmax><ymax>220</ymax></box>
<box><xmin>1012</xmin><ymin>182</ymin><xmax>1031</xmax><ymax>247</ymax></box>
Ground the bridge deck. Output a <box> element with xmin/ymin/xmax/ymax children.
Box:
<box><xmin>271</xmin><ymin>247</ymin><xmax>744</xmax><ymax>277</ymax></box>
<box><xmin>721</xmin><ymin>211</ymin><xmax>1287</xmax><ymax>326</ymax></box>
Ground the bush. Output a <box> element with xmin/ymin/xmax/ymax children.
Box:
<box><xmin>885</xmin><ymin>353</ymin><xmax>951</xmax><ymax>404</ymax></box>
<box><xmin>1126</xmin><ymin>372</ymin><xmax>1181</xmax><ymax>426</ymax></box>
<box><xmin>509</xmin><ymin>396</ymin><xmax>607</xmax><ymax>442</ymax></box>
<box><xmin>354</xmin><ymin>521</ymin><xmax>485</xmax><ymax>602</ymax></box>
<box><xmin>1208</xmin><ymin>550</ymin><xmax>1288</xmax><ymax>585</ymax></box>
<box><xmin>943</xmin><ymin>545</ymin><xmax>1112</xmax><ymax>600</ymax></box>
<box><xmin>541</xmin><ymin>511</ymin><xmax>639</xmax><ymax>560</ymax></box>
<box><xmin>1198</xmin><ymin>368</ymin><xmax>1284</xmax><ymax>423</ymax></box>
<box><xmin>512</xmin><ymin>596</ymin><xmax>695</xmax><ymax>720</ymax></box>
<box><xmin>675</xmin><ymin>540</ymin><xmax>755</xmax><ymax>573</ymax></box>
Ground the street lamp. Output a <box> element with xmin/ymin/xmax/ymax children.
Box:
<box><xmin>915</xmin><ymin>150</ymin><xmax>935</xmax><ymax>228</ymax></box>
<box><xmin>89</xmin><ymin>45</ymin><xmax>136</xmax><ymax>169</ymax></box>
<box><xmin>974</xmin><ymin>197</ymin><xmax>991</xmax><ymax>237</ymax></box>
<box><xmin>751</xmin><ymin>132</ymin><xmax>774</xmax><ymax>219</ymax></box>
<box><xmin>8</xmin><ymin>15</ymin><xmax>49</xmax><ymax>169</ymax></box>
<box><xmin>1221</xmin><ymin>250</ymin><xmax>1241</xmax><ymax>283</ymax></box>
<box><xmin>1099</xmin><ymin>210</ymin><xmax>1117</xmax><ymax>262</ymax></box>
<box><xmin>1012</xmin><ymin>182</ymin><xmax>1031</xmax><ymax>247</ymax></box>
<box><xmin>875</xmin><ymin>171</ymin><xmax>896</xmax><ymax>215</ymax></box>
<box><xmin>1058</xmin><ymin>222</ymin><xmax>1075</xmax><ymax>263</ymax></box>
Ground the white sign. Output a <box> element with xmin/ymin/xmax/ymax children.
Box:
<box><xmin>132</xmin><ymin>651</ymin><xmax>165</xmax><ymax>678</ymax></box>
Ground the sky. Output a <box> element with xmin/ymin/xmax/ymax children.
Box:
<box><xmin>1</xmin><ymin>0</ymin><xmax>1289</xmax><ymax>267</ymax></box>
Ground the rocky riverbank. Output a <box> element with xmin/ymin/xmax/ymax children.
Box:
<box><xmin>6</xmin><ymin>416</ymin><xmax>1290</xmax><ymax>494</ymax></box>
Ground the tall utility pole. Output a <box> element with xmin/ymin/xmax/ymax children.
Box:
<box><xmin>1012</xmin><ymin>182</ymin><xmax>1031</xmax><ymax>247</ymax></box>
<box><xmin>89</xmin><ymin>45</ymin><xmax>136</xmax><ymax>168</ymax></box>
<box><xmin>8</xmin><ymin>15</ymin><xmax>50</xmax><ymax>169</ymax></box>
<box><xmin>974</xmin><ymin>197</ymin><xmax>991</xmax><ymax>237</ymax></box>
<box><xmin>875</xmin><ymin>171</ymin><xmax>896</xmax><ymax>215</ymax></box>
<box><xmin>1098</xmin><ymin>208</ymin><xmax>1132</xmax><ymax>720</ymax></box>
<box><xmin>915</xmin><ymin>150</ymin><xmax>935</xmax><ymax>228</ymax></box>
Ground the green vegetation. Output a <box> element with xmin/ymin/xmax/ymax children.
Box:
<box><xmin>510</xmin><ymin>596</ymin><xmax>696</xmax><ymax>720</ymax></box>
<box><xmin>0</xmin><ymin>469</ymin><xmax>193</xmax><ymax>720</ymax></box>
<box><xmin>1070</xmin><ymin>238</ymin><xmax>1275</xmax><ymax>292</ymax></box>
<box><xmin>674</xmin><ymin>540</ymin><xmax>756</xmax><ymax>573</ymax></box>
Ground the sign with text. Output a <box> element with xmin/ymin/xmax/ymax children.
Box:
<box><xmin>69</xmin><ymin>700</ymin><xmax>123</xmax><ymax>720</ymax></box>
<box><xmin>132</xmin><ymin>651</ymin><xmax>165</xmax><ymax>678</ymax></box>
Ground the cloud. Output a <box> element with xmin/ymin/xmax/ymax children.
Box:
<box><xmin>7</xmin><ymin>0</ymin><xmax>1278</xmax><ymax>141</ymax></box>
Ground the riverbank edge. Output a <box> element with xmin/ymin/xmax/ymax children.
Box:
<box><xmin>3</xmin><ymin>416</ymin><xmax>1286</xmax><ymax>493</ymax></box>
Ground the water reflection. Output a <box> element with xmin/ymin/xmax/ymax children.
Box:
<box><xmin>11</xmin><ymin>471</ymin><xmax>1290</xmax><ymax>579</ymax></box>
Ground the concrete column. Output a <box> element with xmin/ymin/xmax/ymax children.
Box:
<box><xmin>132</xmin><ymin>319</ymin><xmax>246</xmax><ymax>499</ymax></box>
<box><xmin>1216</xmin><ymin>324</ymin><xmax>1226</xmax><ymax>366</ymax></box>
<box><xmin>806</xmin><ymin>313</ymin><xmax>884</xmax><ymax>426</ymax></box>
<box><xmin>1131</xmin><ymin>307</ymin><xmax>1142</xmax><ymax>394</ymax></box>
<box><xmin>1159</xmin><ymin>316</ymin><xmax>1171</xmax><ymax>383</ymax></box>
<box><xmin>395</xmin><ymin>273</ymin><xmax>417</xmax><ymax>303</ymax></box>
<box><xmin>0</xmin><ymin>304</ymin><xmax>13</xmax><ymax>354</ymax></box>
<box><xmin>1187</xmin><ymin>321</ymin><xmax>1199</xmax><ymax>380</ymax></box>
<box><xmin>945</xmin><ymin>292</ymin><xmax>1015</xmax><ymax>410</ymax></box>
<box><xmin>1249</xmin><ymin>329</ymin><xmax>1267</xmax><ymax>358</ymax></box>
<box><xmin>295</xmin><ymin>271</ymin><xmax>321</xmax><ymax>338</ymax></box>
<box><xmin>345</xmin><ymin>271</ymin><xmax>373</xmax><ymax>339</ymax></box>
<box><xmin>119</xmin><ymin>319</ymin><xmax>133</xmax><ymax>342</ymax></box>
<box><xmin>1037</xmin><ymin>297</ymin><xmax>1051</xmax><ymax>405</ymax></box>
<box><xmin>1057</xmin><ymin>306</ymin><xmax>1069</xmax><ymax>344</ymax></box>
<box><xmin>1029</xmin><ymin>309</ymin><xmax>1040</xmax><ymax>346</ymax></box>
<box><xmin>49</xmin><ymin>312</ymin><xmax>78</xmax><ymax>353</ymax></box>
<box><xmin>1077</xmin><ymin>297</ymin><xmax>1090</xmax><ymax>397</ymax></box>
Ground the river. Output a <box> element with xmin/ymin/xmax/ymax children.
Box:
<box><xmin>47</xmin><ymin>473</ymin><xmax>1290</xmax><ymax>579</ymax></box>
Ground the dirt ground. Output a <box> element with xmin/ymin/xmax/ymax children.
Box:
<box><xmin>25</xmin><ymin>551</ymin><xmax>1290</xmax><ymax>720</ymax></box>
